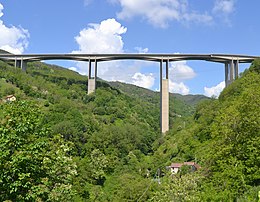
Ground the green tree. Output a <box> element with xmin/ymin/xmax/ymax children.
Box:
<box><xmin>0</xmin><ymin>101</ymin><xmax>77</xmax><ymax>201</ymax></box>
<box><xmin>150</xmin><ymin>173</ymin><xmax>203</xmax><ymax>202</ymax></box>
<box><xmin>3</xmin><ymin>86</ymin><xmax>15</xmax><ymax>96</ymax></box>
<box><xmin>199</xmin><ymin>63</ymin><xmax>260</xmax><ymax>201</ymax></box>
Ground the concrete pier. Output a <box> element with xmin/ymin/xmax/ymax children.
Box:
<box><xmin>225</xmin><ymin>62</ymin><xmax>229</xmax><ymax>87</ymax></box>
<box><xmin>15</xmin><ymin>59</ymin><xmax>27</xmax><ymax>71</ymax></box>
<box><xmin>234</xmin><ymin>60</ymin><xmax>239</xmax><ymax>79</ymax></box>
<box><xmin>225</xmin><ymin>60</ymin><xmax>239</xmax><ymax>87</ymax></box>
<box><xmin>230</xmin><ymin>60</ymin><xmax>234</xmax><ymax>83</ymax></box>
<box><xmin>161</xmin><ymin>79</ymin><xmax>169</xmax><ymax>134</ymax></box>
<box><xmin>160</xmin><ymin>59</ymin><xmax>169</xmax><ymax>134</ymax></box>
<box><xmin>87</xmin><ymin>59</ymin><xmax>97</xmax><ymax>95</ymax></box>
<box><xmin>88</xmin><ymin>78</ymin><xmax>96</xmax><ymax>94</ymax></box>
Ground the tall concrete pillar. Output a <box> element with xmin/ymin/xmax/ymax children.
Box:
<box><xmin>88</xmin><ymin>79</ymin><xmax>96</xmax><ymax>94</ymax></box>
<box><xmin>234</xmin><ymin>60</ymin><xmax>239</xmax><ymax>79</ymax></box>
<box><xmin>161</xmin><ymin>79</ymin><xmax>169</xmax><ymax>134</ymax></box>
<box><xmin>230</xmin><ymin>60</ymin><xmax>234</xmax><ymax>82</ymax></box>
<box><xmin>94</xmin><ymin>59</ymin><xmax>97</xmax><ymax>90</ymax></box>
<box><xmin>16</xmin><ymin>59</ymin><xmax>27</xmax><ymax>71</ymax></box>
<box><xmin>21</xmin><ymin>60</ymin><xmax>27</xmax><ymax>71</ymax></box>
<box><xmin>88</xmin><ymin>59</ymin><xmax>92</xmax><ymax>79</ymax></box>
<box><xmin>14</xmin><ymin>58</ymin><xmax>17</xmax><ymax>68</ymax></box>
<box><xmin>166</xmin><ymin>59</ymin><xmax>169</xmax><ymax>79</ymax></box>
<box><xmin>225</xmin><ymin>60</ymin><xmax>239</xmax><ymax>87</ymax></box>
<box><xmin>225</xmin><ymin>62</ymin><xmax>229</xmax><ymax>87</ymax></box>
<box><xmin>88</xmin><ymin>59</ymin><xmax>97</xmax><ymax>95</ymax></box>
<box><xmin>160</xmin><ymin>59</ymin><xmax>169</xmax><ymax>134</ymax></box>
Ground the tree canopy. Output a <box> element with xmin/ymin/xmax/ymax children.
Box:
<box><xmin>0</xmin><ymin>59</ymin><xmax>259</xmax><ymax>201</ymax></box>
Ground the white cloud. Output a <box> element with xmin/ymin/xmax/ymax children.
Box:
<box><xmin>132</xmin><ymin>72</ymin><xmax>155</xmax><ymax>88</ymax></box>
<box><xmin>204</xmin><ymin>81</ymin><xmax>225</xmax><ymax>97</ymax></box>
<box><xmin>69</xmin><ymin>67</ymin><xmax>77</xmax><ymax>72</ymax></box>
<box><xmin>0</xmin><ymin>4</ymin><xmax>3</xmax><ymax>17</ymax></box>
<box><xmin>213</xmin><ymin>0</ymin><xmax>235</xmax><ymax>14</ymax></box>
<box><xmin>114</xmin><ymin>0</ymin><xmax>212</xmax><ymax>28</ymax></box>
<box><xmin>182</xmin><ymin>12</ymin><xmax>213</xmax><ymax>24</ymax></box>
<box><xmin>0</xmin><ymin>3</ymin><xmax>29</xmax><ymax>54</ymax></box>
<box><xmin>72</xmin><ymin>18</ymin><xmax>127</xmax><ymax>77</ymax></box>
<box><xmin>167</xmin><ymin>60</ymin><xmax>195</xmax><ymax>94</ymax></box>
<box><xmin>73</xmin><ymin>19</ymin><xmax>154</xmax><ymax>89</ymax></box>
<box><xmin>135</xmin><ymin>47</ymin><xmax>149</xmax><ymax>53</ymax></box>
<box><xmin>212</xmin><ymin>0</ymin><xmax>235</xmax><ymax>24</ymax></box>
<box><xmin>72</xmin><ymin>18</ymin><xmax>198</xmax><ymax>91</ymax></box>
<box><xmin>73</xmin><ymin>18</ymin><xmax>126</xmax><ymax>54</ymax></box>
<box><xmin>169</xmin><ymin>61</ymin><xmax>196</xmax><ymax>83</ymax></box>
<box><xmin>72</xmin><ymin>58</ymin><xmax>140</xmax><ymax>81</ymax></box>
<box><xmin>169</xmin><ymin>80</ymin><xmax>190</xmax><ymax>95</ymax></box>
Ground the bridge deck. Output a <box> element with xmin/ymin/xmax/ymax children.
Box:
<box><xmin>0</xmin><ymin>53</ymin><xmax>258</xmax><ymax>63</ymax></box>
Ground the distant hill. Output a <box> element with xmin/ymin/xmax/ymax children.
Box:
<box><xmin>0</xmin><ymin>49</ymin><xmax>12</xmax><ymax>54</ymax></box>
<box><xmin>109</xmin><ymin>81</ymin><xmax>209</xmax><ymax>115</ymax></box>
<box><xmin>173</xmin><ymin>93</ymin><xmax>209</xmax><ymax>107</ymax></box>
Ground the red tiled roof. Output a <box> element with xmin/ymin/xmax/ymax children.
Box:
<box><xmin>5</xmin><ymin>95</ymin><xmax>15</xmax><ymax>99</ymax></box>
<box><xmin>170</xmin><ymin>162</ymin><xmax>201</xmax><ymax>169</ymax></box>
<box><xmin>184</xmin><ymin>162</ymin><xmax>195</xmax><ymax>166</ymax></box>
<box><xmin>170</xmin><ymin>163</ymin><xmax>183</xmax><ymax>168</ymax></box>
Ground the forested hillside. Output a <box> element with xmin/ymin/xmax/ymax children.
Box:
<box><xmin>0</xmin><ymin>59</ymin><xmax>259</xmax><ymax>201</ymax></box>
<box><xmin>150</xmin><ymin>60</ymin><xmax>260</xmax><ymax>201</ymax></box>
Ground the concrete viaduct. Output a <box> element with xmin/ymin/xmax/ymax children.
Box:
<box><xmin>0</xmin><ymin>53</ymin><xmax>258</xmax><ymax>133</ymax></box>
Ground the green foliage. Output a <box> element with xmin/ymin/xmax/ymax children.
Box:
<box><xmin>86</xmin><ymin>123</ymin><xmax>155</xmax><ymax>158</ymax></box>
<box><xmin>150</xmin><ymin>60</ymin><xmax>260</xmax><ymax>201</ymax></box>
<box><xmin>86</xmin><ymin>149</ymin><xmax>108</xmax><ymax>185</ymax></box>
<box><xmin>0</xmin><ymin>101</ymin><xmax>77</xmax><ymax>201</ymax></box>
<box><xmin>202</xmin><ymin>75</ymin><xmax>260</xmax><ymax>200</ymax></box>
<box><xmin>0</xmin><ymin>59</ymin><xmax>259</xmax><ymax>201</ymax></box>
<box><xmin>150</xmin><ymin>173</ymin><xmax>203</xmax><ymax>202</ymax></box>
<box><xmin>237</xmin><ymin>186</ymin><xmax>260</xmax><ymax>201</ymax></box>
<box><xmin>3</xmin><ymin>86</ymin><xmax>15</xmax><ymax>96</ymax></box>
<box><xmin>249</xmin><ymin>58</ymin><xmax>260</xmax><ymax>74</ymax></box>
<box><xmin>102</xmin><ymin>173</ymin><xmax>153</xmax><ymax>202</ymax></box>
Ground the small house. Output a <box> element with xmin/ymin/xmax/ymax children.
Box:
<box><xmin>4</xmin><ymin>95</ymin><xmax>16</xmax><ymax>102</ymax></box>
<box><xmin>168</xmin><ymin>162</ymin><xmax>201</xmax><ymax>174</ymax></box>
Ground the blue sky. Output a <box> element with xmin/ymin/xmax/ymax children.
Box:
<box><xmin>0</xmin><ymin>0</ymin><xmax>259</xmax><ymax>96</ymax></box>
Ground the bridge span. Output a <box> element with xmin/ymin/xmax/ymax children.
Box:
<box><xmin>0</xmin><ymin>53</ymin><xmax>258</xmax><ymax>133</ymax></box>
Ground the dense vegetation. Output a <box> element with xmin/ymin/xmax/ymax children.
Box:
<box><xmin>0</xmin><ymin>59</ymin><xmax>259</xmax><ymax>201</ymax></box>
